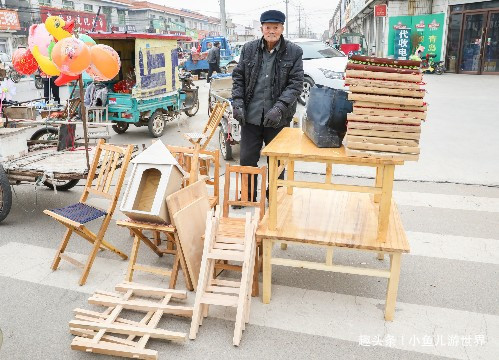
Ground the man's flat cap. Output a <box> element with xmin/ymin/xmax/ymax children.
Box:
<box><xmin>260</xmin><ymin>10</ymin><xmax>286</xmax><ymax>24</ymax></box>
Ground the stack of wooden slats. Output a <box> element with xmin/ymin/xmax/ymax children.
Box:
<box><xmin>345</xmin><ymin>55</ymin><xmax>426</xmax><ymax>161</ymax></box>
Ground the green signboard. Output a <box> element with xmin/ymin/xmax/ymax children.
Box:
<box><xmin>387</xmin><ymin>13</ymin><xmax>445</xmax><ymax>62</ymax></box>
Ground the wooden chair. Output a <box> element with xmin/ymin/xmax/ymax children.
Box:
<box><xmin>41</xmin><ymin>97</ymin><xmax>81</xmax><ymax>120</ymax></box>
<box><xmin>44</xmin><ymin>139</ymin><xmax>134</xmax><ymax>285</ymax></box>
<box><xmin>183</xmin><ymin>101</ymin><xmax>228</xmax><ymax>150</ymax></box>
<box><xmin>216</xmin><ymin>163</ymin><xmax>267</xmax><ymax>296</ymax></box>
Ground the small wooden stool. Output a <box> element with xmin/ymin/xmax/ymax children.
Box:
<box><xmin>117</xmin><ymin>220</ymin><xmax>193</xmax><ymax>290</ymax></box>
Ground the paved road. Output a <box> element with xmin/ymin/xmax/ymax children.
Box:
<box><xmin>0</xmin><ymin>76</ymin><xmax>498</xmax><ymax>359</ymax></box>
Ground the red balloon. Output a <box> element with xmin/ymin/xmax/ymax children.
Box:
<box><xmin>12</xmin><ymin>48</ymin><xmax>38</xmax><ymax>75</ymax></box>
<box><xmin>54</xmin><ymin>73</ymin><xmax>79</xmax><ymax>86</ymax></box>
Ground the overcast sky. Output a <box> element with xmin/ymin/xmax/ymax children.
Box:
<box><xmin>152</xmin><ymin>0</ymin><xmax>340</xmax><ymax>36</ymax></box>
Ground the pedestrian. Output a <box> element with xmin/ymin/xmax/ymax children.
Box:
<box><xmin>206</xmin><ymin>41</ymin><xmax>221</xmax><ymax>83</ymax></box>
<box><xmin>42</xmin><ymin>75</ymin><xmax>60</xmax><ymax>105</ymax></box>
<box><xmin>231</xmin><ymin>9</ymin><xmax>304</xmax><ymax>201</ymax></box>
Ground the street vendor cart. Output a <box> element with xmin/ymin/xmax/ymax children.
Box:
<box><xmin>83</xmin><ymin>33</ymin><xmax>199</xmax><ymax>138</ymax></box>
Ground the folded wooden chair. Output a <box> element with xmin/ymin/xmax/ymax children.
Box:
<box><xmin>44</xmin><ymin>139</ymin><xmax>134</xmax><ymax>285</ymax></box>
<box><xmin>183</xmin><ymin>101</ymin><xmax>227</xmax><ymax>150</ymax></box>
<box><xmin>217</xmin><ymin>163</ymin><xmax>266</xmax><ymax>296</ymax></box>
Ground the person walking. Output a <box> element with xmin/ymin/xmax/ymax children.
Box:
<box><xmin>206</xmin><ymin>41</ymin><xmax>221</xmax><ymax>83</ymax></box>
<box><xmin>231</xmin><ymin>9</ymin><xmax>304</xmax><ymax>201</ymax></box>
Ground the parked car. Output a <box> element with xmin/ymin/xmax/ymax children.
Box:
<box><xmin>290</xmin><ymin>38</ymin><xmax>348</xmax><ymax>105</ymax></box>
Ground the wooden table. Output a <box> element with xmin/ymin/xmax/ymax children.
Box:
<box><xmin>257</xmin><ymin>188</ymin><xmax>410</xmax><ymax>321</ymax></box>
<box><xmin>262</xmin><ymin>128</ymin><xmax>403</xmax><ymax>242</ymax></box>
<box><xmin>116</xmin><ymin>220</ymin><xmax>193</xmax><ymax>290</ymax></box>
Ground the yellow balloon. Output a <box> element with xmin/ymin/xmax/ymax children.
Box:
<box><xmin>32</xmin><ymin>45</ymin><xmax>60</xmax><ymax>76</ymax></box>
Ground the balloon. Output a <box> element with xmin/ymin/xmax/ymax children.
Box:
<box><xmin>52</xmin><ymin>37</ymin><xmax>91</xmax><ymax>76</ymax></box>
<box><xmin>28</xmin><ymin>24</ymin><xmax>53</xmax><ymax>57</ymax></box>
<box><xmin>32</xmin><ymin>45</ymin><xmax>60</xmax><ymax>75</ymax></box>
<box><xmin>12</xmin><ymin>48</ymin><xmax>38</xmax><ymax>75</ymax></box>
<box><xmin>86</xmin><ymin>44</ymin><xmax>121</xmax><ymax>81</ymax></box>
<box><xmin>44</xmin><ymin>16</ymin><xmax>72</xmax><ymax>41</ymax></box>
<box><xmin>48</xmin><ymin>41</ymin><xmax>55</xmax><ymax>60</ymax></box>
<box><xmin>79</xmin><ymin>34</ymin><xmax>96</xmax><ymax>46</ymax></box>
<box><xmin>55</xmin><ymin>73</ymin><xmax>79</xmax><ymax>86</ymax></box>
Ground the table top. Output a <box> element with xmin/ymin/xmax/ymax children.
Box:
<box><xmin>261</xmin><ymin>128</ymin><xmax>404</xmax><ymax>165</ymax></box>
<box><xmin>256</xmin><ymin>188</ymin><xmax>410</xmax><ymax>253</ymax></box>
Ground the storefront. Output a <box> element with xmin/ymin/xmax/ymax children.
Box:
<box><xmin>446</xmin><ymin>0</ymin><xmax>499</xmax><ymax>74</ymax></box>
<box><xmin>0</xmin><ymin>9</ymin><xmax>21</xmax><ymax>57</ymax></box>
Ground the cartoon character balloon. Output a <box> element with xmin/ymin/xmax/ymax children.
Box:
<box><xmin>86</xmin><ymin>44</ymin><xmax>121</xmax><ymax>81</ymax></box>
<box><xmin>51</xmin><ymin>37</ymin><xmax>91</xmax><ymax>76</ymax></box>
<box><xmin>12</xmin><ymin>48</ymin><xmax>39</xmax><ymax>75</ymax></box>
<box><xmin>28</xmin><ymin>24</ymin><xmax>53</xmax><ymax>57</ymax></box>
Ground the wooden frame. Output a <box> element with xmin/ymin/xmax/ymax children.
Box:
<box><xmin>45</xmin><ymin>139</ymin><xmax>133</xmax><ymax>286</ymax></box>
<box><xmin>70</xmin><ymin>282</ymin><xmax>193</xmax><ymax>359</ymax></box>
<box><xmin>183</xmin><ymin>101</ymin><xmax>228</xmax><ymax>150</ymax></box>
<box><xmin>258</xmin><ymin>188</ymin><xmax>409</xmax><ymax>321</ymax></box>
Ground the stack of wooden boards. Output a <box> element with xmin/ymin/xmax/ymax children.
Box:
<box><xmin>345</xmin><ymin>55</ymin><xmax>426</xmax><ymax>161</ymax></box>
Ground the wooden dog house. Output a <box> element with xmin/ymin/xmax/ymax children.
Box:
<box><xmin>121</xmin><ymin>140</ymin><xmax>185</xmax><ymax>223</ymax></box>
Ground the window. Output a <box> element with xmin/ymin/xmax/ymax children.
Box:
<box><xmin>38</xmin><ymin>0</ymin><xmax>51</xmax><ymax>5</ymax></box>
<box><xmin>117</xmin><ymin>10</ymin><xmax>126</xmax><ymax>25</ymax></box>
<box><xmin>84</xmin><ymin>4</ymin><xmax>93</xmax><ymax>12</ymax></box>
<box><xmin>102</xmin><ymin>7</ymin><xmax>112</xmax><ymax>17</ymax></box>
<box><xmin>62</xmin><ymin>0</ymin><xmax>74</xmax><ymax>9</ymax></box>
<box><xmin>297</xmin><ymin>41</ymin><xmax>344</xmax><ymax>59</ymax></box>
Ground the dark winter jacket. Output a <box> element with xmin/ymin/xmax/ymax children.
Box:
<box><xmin>232</xmin><ymin>35</ymin><xmax>304</xmax><ymax>127</ymax></box>
<box><xmin>207</xmin><ymin>46</ymin><xmax>220</xmax><ymax>65</ymax></box>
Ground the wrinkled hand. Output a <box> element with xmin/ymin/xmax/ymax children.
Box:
<box><xmin>232</xmin><ymin>106</ymin><xmax>246</xmax><ymax>126</ymax></box>
<box><xmin>263</xmin><ymin>105</ymin><xmax>283</xmax><ymax>128</ymax></box>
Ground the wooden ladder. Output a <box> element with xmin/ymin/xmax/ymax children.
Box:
<box><xmin>189</xmin><ymin>208</ymin><xmax>259</xmax><ymax>346</ymax></box>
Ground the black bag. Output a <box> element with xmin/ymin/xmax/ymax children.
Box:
<box><xmin>302</xmin><ymin>85</ymin><xmax>352</xmax><ymax>148</ymax></box>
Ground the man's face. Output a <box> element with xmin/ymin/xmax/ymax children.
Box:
<box><xmin>261</xmin><ymin>23</ymin><xmax>284</xmax><ymax>43</ymax></box>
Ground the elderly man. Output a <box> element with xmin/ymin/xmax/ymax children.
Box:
<box><xmin>232</xmin><ymin>9</ymin><xmax>304</xmax><ymax>200</ymax></box>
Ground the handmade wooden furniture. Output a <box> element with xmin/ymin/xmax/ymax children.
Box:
<box><xmin>183</xmin><ymin>101</ymin><xmax>227</xmax><ymax>151</ymax></box>
<box><xmin>120</xmin><ymin>140</ymin><xmax>184</xmax><ymax>224</ymax></box>
<box><xmin>217</xmin><ymin>163</ymin><xmax>267</xmax><ymax>296</ymax></box>
<box><xmin>257</xmin><ymin>188</ymin><xmax>410</xmax><ymax>321</ymax></box>
<box><xmin>190</xmin><ymin>209</ymin><xmax>258</xmax><ymax>346</ymax></box>
<box><xmin>263</xmin><ymin>128</ymin><xmax>403</xmax><ymax>243</ymax></box>
<box><xmin>168</xmin><ymin>145</ymin><xmax>220</xmax><ymax>208</ymax></box>
<box><xmin>45</xmin><ymin>139</ymin><xmax>133</xmax><ymax>286</ymax></box>
<box><xmin>166</xmin><ymin>179</ymin><xmax>212</xmax><ymax>289</ymax></box>
<box><xmin>70</xmin><ymin>281</ymin><xmax>193</xmax><ymax>359</ymax></box>
<box><xmin>116</xmin><ymin>220</ymin><xmax>191</xmax><ymax>290</ymax></box>
<box><xmin>41</xmin><ymin>97</ymin><xmax>81</xmax><ymax>119</ymax></box>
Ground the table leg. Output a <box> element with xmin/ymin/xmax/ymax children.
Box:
<box><xmin>126</xmin><ymin>232</ymin><xmax>141</xmax><ymax>282</ymax></box>
<box><xmin>326</xmin><ymin>247</ymin><xmax>334</xmax><ymax>266</ymax></box>
<box><xmin>263</xmin><ymin>239</ymin><xmax>273</xmax><ymax>304</ymax></box>
<box><xmin>169</xmin><ymin>238</ymin><xmax>180</xmax><ymax>289</ymax></box>
<box><xmin>374</xmin><ymin>166</ymin><xmax>384</xmax><ymax>203</ymax></box>
<box><xmin>287</xmin><ymin>160</ymin><xmax>294</xmax><ymax>195</ymax></box>
<box><xmin>385</xmin><ymin>253</ymin><xmax>402</xmax><ymax>321</ymax></box>
<box><xmin>269</xmin><ymin>156</ymin><xmax>278</xmax><ymax>231</ymax></box>
<box><xmin>377</xmin><ymin>252</ymin><xmax>385</xmax><ymax>260</ymax></box>
<box><xmin>325</xmin><ymin>162</ymin><xmax>333</xmax><ymax>184</ymax></box>
<box><xmin>377</xmin><ymin>165</ymin><xmax>395</xmax><ymax>242</ymax></box>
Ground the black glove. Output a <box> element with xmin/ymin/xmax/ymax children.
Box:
<box><xmin>232</xmin><ymin>106</ymin><xmax>246</xmax><ymax>126</ymax></box>
<box><xmin>263</xmin><ymin>105</ymin><xmax>284</xmax><ymax>128</ymax></box>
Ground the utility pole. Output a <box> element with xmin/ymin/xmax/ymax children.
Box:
<box><xmin>284</xmin><ymin>0</ymin><xmax>289</xmax><ymax>38</ymax></box>
<box><xmin>219</xmin><ymin>0</ymin><xmax>227</xmax><ymax>38</ymax></box>
<box><xmin>298</xmin><ymin>5</ymin><xmax>301</xmax><ymax>37</ymax></box>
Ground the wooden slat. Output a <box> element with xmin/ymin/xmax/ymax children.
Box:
<box><xmin>206</xmin><ymin>250</ymin><xmax>245</xmax><ymax>262</ymax></box>
<box><xmin>43</xmin><ymin>209</ymin><xmax>82</xmax><ymax>228</ymax></box>
<box><xmin>345</xmin><ymin>148</ymin><xmax>419</xmax><ymax>161</ymax></box>
<box><xmin>96</xmin><ymin>150</ymin><xmax>111</xmax><ymax>191</ymax></box>
<box><xmin>347</xmin><ymin>121</ymin><xmax>421</xmax><ymax>133</ymax></box>
<box><xmin>276</xmin><ymin>179</ymin><xmax>382</xmax><ymax>194</ymax></box>
<box><xmin>115</xmin><ymin>282</ymin><xmax>187</xmax><ymax>299</ymax></box>
<box><xmin>347</xmin><ymin>113</ymin><xmax>422</xmax><ymax>126</ymax></box>
<box><xmin>99</xmin><ymin>143</ymin><xmax>127</xmax><ymax>154</ymax></box>
<box><xmin>205</xmin><ymin>285</ymin><xmax>241</xmax><ymax>295</ymax></box>
<box><xmin>71</xmin><ymin>337</ymin><xmax>158</xmax><ymax>360</ymax></box>
<box><xmin>346</xmin><ymin>69</ymin><xmax>422</xmax><ymax>82</ymax></box>
<box><xmin>60</xmin><ymin>254</ymin><xmax>84</xmax><ymax>268</ymax></box>
<box><xmin>352</xmin><ymin>100</ymin><xmax>427</xmax><ymax>112</ymax></box>
<box><xmin>347</xmin><ymin>128</ymin><xmax>421</xmax><ymax>140</ymax></box>
<box><xmin>199</xmin><ymin>292</ymin><xmax>239</xmax><ymax>307</ymax></box>
<box><xmin>353</xmin><ymin>106</ymin><xmax>426</xmax><ymax>120</ymax></box>
<box><xmin>345</xmin><ymin>77</ymin><xmax>422</xmax><ymax>90</ymax></box>
<box><xmin>348</xmin><ymin>93</ymin><xmax>424</xmax><ymax>107</ymax></box>
<box><xmin>104</xmin><ymin>152</ymin><xmax>120</xmax><ymax>193</ymax></box>
<box><xmin>347</xmin><ymin>141</ymin><xmax>420</xmax><ymax>154</ymax></box>
<box><xmin>349</xmin><ymin>85</ymin><xmax>425</xmax><ymax>98</ymax></box>
<box><xmin>346</xmin><ymin>135</ymin><xmax>419</xmax><ymax>147</ymax></box>
<box><xmin>133</xmin><ymin>264</ymin><xmax>172</xmax><ymax>277</ymax></box>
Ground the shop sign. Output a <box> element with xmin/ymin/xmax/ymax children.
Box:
<box><xmin>394</xmin><ymin>28</ymin><xmax>411</xmax><ymax>60</ymax></box>
<box><xmin>0</xmin><ymin>9</ymin><xmax>20</xmax><ymax>31</ymax></box>
<box><xmin>374</xmin><ymin>4</ymin><xmax>387</xmax><ymax>17</ymax></box>
<box><xmin>40</xmin><ymin>6</ymin><xmax>107</xmax><ymax>32</ymax></box>
<box><xmin>388</xmin><ymin>13</ymin><xmax>445</xmax><ymax>62</ymax></box>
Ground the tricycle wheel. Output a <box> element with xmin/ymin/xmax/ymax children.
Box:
<box><xmin>44</xmin><ymin>179</ymin><xmax>80</xmax><ymax>191</ymax></box>
<box><xmin>30</xmin><ymin>127</ymin><xmax>58</xmax><ymax>141</ymax></box>
<box><xmin>0</xmin><ymin>165</ymin><xmax>12</xmax><ymax>224</ymax></box>
<box><xmin>148</xmin><ymin>110</ymin><xmax>166</xmax><ymax>137</ymax></box>
<box><xmin>184</xmin><ymin>97</ymin><xmax>199</xmax><ymax>117</ymax></box>
<box><xmin>112</xmin><ymin>122</ymin><xmax>129</xmax><ymax>134</ymax></box>
<box><xmin>219</xmin><ymin>128</ymin><xmax>233</xmax><ymax>160</ymax></box>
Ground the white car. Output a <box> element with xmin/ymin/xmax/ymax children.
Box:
<box><xmin>290</xmin><ymin>38</ymin><xmax>348</xmax><ymax>105</ymax></box>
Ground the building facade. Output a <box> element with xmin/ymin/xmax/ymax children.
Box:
<box><xmin>329</xmin><ymin>0</ymin><xmax>499</xmax><ymax>74</ymax></box>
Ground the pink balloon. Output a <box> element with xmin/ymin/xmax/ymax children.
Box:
<box><xmin>28</xmin><ymin>24</ymin><xmax>53</xmax><ymax>57</ymax></box>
